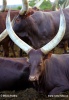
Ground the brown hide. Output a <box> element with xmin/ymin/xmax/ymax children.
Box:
<box><xmin>0</xmin><ymin>10</ymin><xmax>19</xmax><ymax>56</ymax></box>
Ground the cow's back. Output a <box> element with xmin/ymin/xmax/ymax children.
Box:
<box><xmin>51</xmin><ymin>8</ymin><xmax>69</xmax><ymax>40</ymax></box>
<box><xmin>31</xmin><ymin>8</ymin><xmax>69</xmax><ymax>41</ymax></box>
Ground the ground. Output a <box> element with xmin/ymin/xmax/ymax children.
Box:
<box><xmin>0</xmin><ymin>45</ymin><xmax>69</xmax><ymax>100</ymax></box>
<box><xmin>0</xmin><ymin>88</ymin><xmax>69</xmax><ymax>100</ymax></box>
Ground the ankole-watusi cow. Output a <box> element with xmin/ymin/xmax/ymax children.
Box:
<box><xmin>0</xmin><ymin>57</ymin><xmax>33</xmax><ymax>90</ymax></box>
<box><xmin>6</xmin><ymin>6</ymin><xmax>69</xmax><ymax>95</ymax></box>
<box><xmin>12</xmin><ymin>0</ymin><xmax>69</xmax><ymax>54</ymax></box>
<box><xmin>0</xmin><ymin>10</ymin><xmax>19</xmax><ymax>56</ymax></box>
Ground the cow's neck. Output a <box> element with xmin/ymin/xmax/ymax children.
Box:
<box><xmin>33</xmin><ymin>73</ymin><xmax>46</xmax><ymax>94</ymax></box>
<box><xmin>27</xmin><ymin>13</ymin><xmax>56</xmax><ymax>49</ymax></box>
<box><xmin>35</xmin><ymin>58</ymin><xmax>53</xmax><ymax>94</ymax></box>
<box><xmin>33</xmin><ymin>59</ymin><xmax>47</xmax><ymax>93</ymax></box>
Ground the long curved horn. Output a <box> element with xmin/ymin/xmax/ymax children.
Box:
<box><xmin>19</xmin><ymin>0</ymin><xmax>29</xmax><ymax>15</ymax></box>
<box><xmin>41</xmin><ymin>7</ymin><xmax>66</xmax><ymax>54</ymax></box>
<box><xmin>34</xmin><ymin>0</ymin><xmax>44</xmax><ymax>8</ymax></box>
<box><xmin>6</xmin><ymin>10</ymin><xmax>33</xmax><ymax>54</ymax></box>
<box><xmin>0</xmin><ymin>0</ymin><xmax>7</xmax><ymax>12</ymax></box>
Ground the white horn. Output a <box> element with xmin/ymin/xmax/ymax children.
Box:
<box><xmin>0</xmin><ymin>30</ymin><xmax>8</xmax><ymax>41</ymax></box>
<box><xmin>19</xmin><ymin>0</ymin><xmax>29</xmax><ymax>15</ymax></box>
<box><xmin>34</xmin><ymin>0</ymin><xmax>44</xmax><ymax>8</ymax></box>
<box><xmin>6</xmin><ymin>10</ymin><xmax>33</xmax><ymax>54</ymax></box>
<box><xmin>41</xmin><ymin>6</ymin><xmax>66</xmax><ymax>54</ymax></box>
<box><xmin>0</xmin><ymin>0</ymin><xmax>7</xmax><ymax>12</ymax></box>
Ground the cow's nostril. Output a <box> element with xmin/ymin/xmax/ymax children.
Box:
<box><xmin>29</xmin><ymin>76</ymin><xmax>38</xmax><ymax>81</ymax></box>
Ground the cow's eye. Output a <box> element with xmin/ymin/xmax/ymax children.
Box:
<box><xmin>16</xmin><ymin>18</ymin><xmax>21</xmax><ymax>23</ymax></box>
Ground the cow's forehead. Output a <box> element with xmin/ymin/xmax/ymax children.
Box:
<box><xmin>28</xmin><ymin>50</ymin><xmax>44</xmax><ymax>63</ymax></box>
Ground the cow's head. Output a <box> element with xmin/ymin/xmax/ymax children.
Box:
<box><xmin>28</xmin><ymin>49</ymin><xmax>45</xmax><ymax>81</ymax></box>
<box><xmin>13</xmin><ymin>0</ymin><xmax>40</xmax><ymax>34</ymax></box>
<box><xmin>6</xmin><ymin>6</ymin><xmax>66</xmax><ymax>82</ymax></box>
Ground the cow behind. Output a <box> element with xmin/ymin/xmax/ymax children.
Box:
<box><xmin>13</xmin><ymin>8</ymin><xmax>69</xmax><ymax>53</ymax></box>
<box><xmin>0</xmin><ymin>10</ymin><xmax>19</xmax><ymax>56</ymax></box>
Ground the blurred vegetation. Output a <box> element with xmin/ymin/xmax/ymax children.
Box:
<box><xmin>17</xmin><ymin>0</ymin><xmax>52</xmax><ymax>10</ymax></box>
<box><xmin>37</xmin><ymin>0</ymin><xmax>52</xmax><ymax>10</ymax></box>
<box><xmin>17</xmin><ymin>6</ymin><xmax>22</xmax><ymax>10</ymax></box>
<box><xmin>29</xmin><ymin>0</ymin><xmax>35</xmax><ymax>7</ymax></box>
<box><xmin>29</xmin><ymin>0</ymin><xmax>52</xmax><ymax>10</ymax></box>
<box><xmin>17</xmin><ymin>0</ymin><xmax>67</xmax><ymax>11</ymax></box>
<box><xmin>58</xmin><ymin>0</ymin><xmax>65</xmax><ymax>4</ymax></box>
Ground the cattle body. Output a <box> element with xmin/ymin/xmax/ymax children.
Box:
<box><xmin>0</xmin><ymin>10</ymin><xmax>19</xmax><ymax>56</ymax></box>
<box><xmin>13</xmin><ymin>8</ymin><xmax>69</xmax><ymax>53</ymax></box>
<box><xmin>28</xmin><ymin>50</ymin><xmax>69</xmax><ymax>95</ymax></box>
<box><xmin>0</xmin><ymin>57</ymin><xmax>33</xmax><ymax>90</ymax></box>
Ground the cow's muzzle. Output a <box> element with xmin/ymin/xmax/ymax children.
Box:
<box><xmin>29</xmin><ymin>75</ymin><xmax>39</xmax><ymax>81</ymax></box>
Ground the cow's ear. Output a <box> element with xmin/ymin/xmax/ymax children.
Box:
<box><xmin>20</xmin><ymin>12</ymin><xmax>34</xmax><ymax>18</ymax></box>
<box><xmin>19</xmin><ymin>8</ymin><xmax>35</xmax><ymax>18</ymax></box>
<box><xmin>25</xmin><ymin>12</ymin><xmax>33</xmax><ymax>17</ymax></box>
<box><xmin>25</xmin><ymin>10</ymin><xmax>34</xmax><ymax>17</ymax></box>
<box><xmin>43</xmin><ymin>51</ymin><xmax>52</xmax><ymax>60</ymax></box>
<box><xmin>47</xmin><ymin>52</ymin><xmax>52</xmax><ymax>59</ymax></box>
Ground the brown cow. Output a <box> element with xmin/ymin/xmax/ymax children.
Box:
<box><xmin>6</xmin><ymin>6</ymin><xmax>69</xmax><ymax>95</ymax></box>
<box><xmin>0</xmin><ymin>10</ymin><xmax>19</xmax><ymax>56</ymax></box>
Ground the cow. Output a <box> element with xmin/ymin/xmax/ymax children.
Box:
<box><xmin>0</xmin><ymin>10</ymin><xmax>19</xmax><ymax>56</ymax></box>
<box><xmin>0</xmin><ymin>57</ymin><xmax>33</xmax><ymax>90</ymax></box>
<box><xmin>12</xmin><ymin>0</ymin><xmax>69</xmax><ymax>54</ymax></box>
<box><xmin>6</xmin><ymin>5</ymin><xmax>69</xmax><ymax>95</ymax></box>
